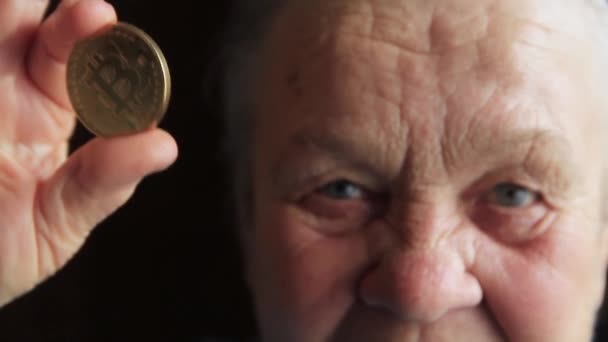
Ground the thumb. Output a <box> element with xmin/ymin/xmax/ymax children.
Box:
<box><xmin>34</xmin><ymin>129</ymin><xmax>178</xmax><ymax>276</ymax></box>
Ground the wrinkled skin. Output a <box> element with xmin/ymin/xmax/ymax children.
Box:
<box><xmin>247</xmin><ymin>0</ymin><xmax>608</xmax><ymax>341</ymax></box>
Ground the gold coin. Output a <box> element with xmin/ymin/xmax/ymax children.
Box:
<box><xmin>67</xmin><ymin>22</ymin><xmax>171</xmax><ymax>137</ymax></box>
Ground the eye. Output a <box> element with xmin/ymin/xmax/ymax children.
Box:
<box><xmin>297</xmin><ymin>179</ymin><xmax>382</xmax><ymax>234</ymax></box>
<box><xmin>471</xmin><ymin>182</ymin><xmax>550</xmax><ymax>243</ymax></box>
<box><xmin>318</xmin><ymin>179</ymin><xmax>365</xmax><ymax>200</ymax></box>
<box><xmin>488</xmin><ymin>182</ymin><xmax>538</xmax><ymax>208</ymax></box>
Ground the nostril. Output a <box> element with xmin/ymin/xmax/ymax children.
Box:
<box><xmin>358</xmin><ymin>251</ymin><xmax>483</xmax><ymax>323</ymax></box>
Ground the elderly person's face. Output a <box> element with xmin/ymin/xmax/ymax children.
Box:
<box><xmin>244</xmin><ymin>0</ymin><xmax>608</xmax><ymax>340</ymax></box>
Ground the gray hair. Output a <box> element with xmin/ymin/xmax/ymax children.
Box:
<box><xmin>217</xmin><ymin>0</ymin><xmax>608</xmax><ymax>229</ymax></box>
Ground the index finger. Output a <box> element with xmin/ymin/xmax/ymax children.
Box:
<box><xmin>28</xmin><ymin>0</ymin><xmax>117</xmax><ymax>110</ymax></box>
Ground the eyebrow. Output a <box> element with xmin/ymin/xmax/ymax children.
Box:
<box><xmin>275</xmin><ymin>126</ymin><xmax>581</xmax><ymax>198</ymax></box>
<box><xmin>456</xmin><ymin>128</ymin><xmax>581</xmax><ymax>197</ymax></box>
<box><xmin>460</xmin><ymin>129</ymin><xmax>573</xmax><ymax>170</ymax></box>
<box><xmin>294</xmin><ymin>127</ymin><xmax>398</xmax><ymax>174</ymax></box>
<box><xmin>270</xmin><ymin>127</ymin><xmax>399</xmax><ymax>192</ymax></box>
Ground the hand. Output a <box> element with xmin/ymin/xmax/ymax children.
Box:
<box><xmin>0</xmin><ymin>0</ymin><xmax>178</xmax><ymax>307</ymax></box>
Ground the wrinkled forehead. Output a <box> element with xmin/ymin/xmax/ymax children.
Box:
<box><xmin>254</xmin><ymin>0</ymin><xmax>605</xmax><ymax>139</ymax></box>
<box><xmin>261</xmin><ymin>0</ymin><xmax>597</xmax><ymax>69</ymax></box>
<box><xmin>272</xmin><ymin>0</ymin><xmax>517</xmax><ymax>49</ymax></box>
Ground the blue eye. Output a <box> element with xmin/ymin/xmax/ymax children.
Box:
<box><xmin>319</xmin><ymin>180</ymin><xmax>364</xmax><ymax>200</ymax></box>
<box><xmin>490</xmin><ymin>183</ymin><xmax>538</xmax><ymax>208</ymax></box>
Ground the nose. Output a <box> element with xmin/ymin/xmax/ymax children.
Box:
<box><xmin>359</xmin><ymin>249</ymin><xmax>482</xmax><ymax>322</ymax></box>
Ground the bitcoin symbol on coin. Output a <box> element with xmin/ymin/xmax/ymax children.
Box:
<box><xmin>67</xmin><ymin>22</ymin><xmax>171</xmax><ymax>137</ymax></box>
<box><xmin>86</xmin><ymin>46</ymin><xmax>142</xmax><ymax>129</ymax></box>
<box><xmin>88</xmin><ymin>52</ymin><xmax>138</xmax><ymax>115</ymax></box>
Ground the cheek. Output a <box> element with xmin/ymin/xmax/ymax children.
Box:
<box><xmin>250</xmin><ymin>203</ymin><xmax>372</xmax><ymax>340</ymax></box>
<box><xmin>473</xmin><ymin>216</ymin><xmax>605</xmax><ymax>341</ymax></box>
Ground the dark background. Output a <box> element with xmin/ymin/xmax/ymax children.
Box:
<box><xmin>0</xmin><ymin>1</ymin><xmax>257</xmax><ymax>341</ymax></box>
<box><xmin>0</xmin><ymin>1</ymin><xmax>607</xmax><ymax>341</ymax></box>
